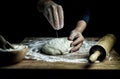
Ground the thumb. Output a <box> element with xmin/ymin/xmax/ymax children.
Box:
<box><xmin>68</xmin><ymin>31</ymin><xmax>76</xmax><ymax>41</ymax></box>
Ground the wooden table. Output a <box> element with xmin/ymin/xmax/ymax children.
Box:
<box><xmin>0</xmin><ymin>37</ymin><xmax>120</xmax><ymax>69</ymax></box>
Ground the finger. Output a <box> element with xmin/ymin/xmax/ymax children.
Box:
<box><xmin>57</xmin><ymin>5</ymin><xmax>64</xmax><ymax>29</ymax></box>
<box><xmin>70</xmin><ymin>42</ymin><xmax>83</xmax><ymax>52</ymax></box>
<box><xmin>71</xmin><ymin>37</ymin><xmax>84</xmax><ymax>46</ymax></box>
<box><xmin>52</xmin><ymin>5</ymin><xmax>59</xmax><ymax>30</ymax></box>
<box><xmin>48</xmin><ymin>8</ymin><xmax>54</xmax><ymax>27</ymax></box>
<box><xmin>44</xmin><ymin>8</ymin><xmax>54</xmax><ymax>27</ymax></box>
<box><xmin>68</xmin><ymin>31</ymin><xmax>76</xmax><ymax>41</ymax></box>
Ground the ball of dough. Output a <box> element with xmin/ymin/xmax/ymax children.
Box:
<box><xmin>41</xmin><ymin>37</ymin><xmax>73</xmax><ymax>55</ymax></box>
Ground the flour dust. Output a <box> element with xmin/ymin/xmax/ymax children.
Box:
<box><xmin>22</xmin><ymin>38</ymin><xmax>97</xmax><ymax>63</ymax></box>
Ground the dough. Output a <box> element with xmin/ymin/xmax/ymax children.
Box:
<box><xmin>41</xmin><ymin>37</ymin><xmax>73</xmax><ymax>55</ymax></box>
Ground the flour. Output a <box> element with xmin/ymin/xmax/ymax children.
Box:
<box><xmin>0</xmin><ymin>45</ymin><xmax>27</xmax><ymax>52</ymax></box>
<box><xmin>23</xmin><ymin>37</ymin><xmax>97</xmax><ymax>63</ymax></box>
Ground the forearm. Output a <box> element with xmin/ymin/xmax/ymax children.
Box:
<box><xmin>74</xmin><ymin>20</ymin><xmax>87</xmax><ymax>33</ymax></box>
<box><xmin>74</xmin><ymin>9</ymin><xmax>90</xmax><ymax>33</ymax></box>
<box><xmin>81</xmin><ymin>8</ymin><xmax>90</xmax><ymax>24</ymax></box>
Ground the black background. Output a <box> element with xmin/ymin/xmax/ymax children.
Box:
<box><xmin>0</xmin><ymin>0</ymin><xmax>119</xmax><ymax>53</ymax></box>
<box><xmin>0</xmin><ymin>0</ymin><xmax>119</xmax><ymax>77</ymax></box>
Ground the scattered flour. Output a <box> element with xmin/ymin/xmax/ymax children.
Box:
<box><xmin>0</xmin><ymin>45</ymin><xmax>28</xmax><ymax>52</ymax></box>
<box><xmin>23</xmin><ymin>38</ymin><xmax>97</xmax><ymax>63</ymax></box>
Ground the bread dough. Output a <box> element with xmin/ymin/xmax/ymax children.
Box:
<box><xmin>41</xmin><ymin>37</ymin><xmax>73</xmax><ymax>55</ymax></box>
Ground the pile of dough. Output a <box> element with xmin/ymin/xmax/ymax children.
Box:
<box><xmin>41</xmin><ymin>37</ymin><xmax>73</xmax><ymax>55</ymax></box>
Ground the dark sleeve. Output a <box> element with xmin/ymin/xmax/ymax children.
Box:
<box><xmin>81</xmin><ymin>8</ymin><xmax>90</xmax><ymax>24</ymax></box>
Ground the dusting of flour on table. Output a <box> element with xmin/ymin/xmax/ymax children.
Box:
<box><xmin>23</xmin><ymin>38</ymin><xmax>97</xmax><ymax>63</ymax></box>
<box><xmin>0</xmin><ymin>45</ymin><xmax>27</xmax><ymax>51</ymax></box>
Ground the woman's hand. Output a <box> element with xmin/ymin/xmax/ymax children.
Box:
<box><xmin>38</xmin><ymin>1</ymin><xmax>64</xmax><ymax>30</ymax></box>
<box><xmin>68</xmin><ymin>20</ymin><xmax>87</xmax><ymax>52</ymax></box>
<box><xmin>68</xmin><ymin>30</ymin><xmax>84</xmax><ymax>52</ymax></box>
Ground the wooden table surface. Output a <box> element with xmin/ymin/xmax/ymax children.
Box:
<box><xmin>0</xmin><ymin>37</ymin><xmax>120</xmax><ymax>69</ymax></box>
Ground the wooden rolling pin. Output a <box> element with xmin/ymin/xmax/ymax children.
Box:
<box><xmin>88</xmin><ymin>34</ymin><xmax>116</xmax><ymax>63</ymax></box>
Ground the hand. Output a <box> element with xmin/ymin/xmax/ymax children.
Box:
<box><xmin>42</xmin><ymin>1</ymin><xmax>64</xmax><ymax>30</ymax></box>
<box><xmin>68</xmin><ymin>30</ymin><xmax>84</xmax><ymax>52</ymax></box>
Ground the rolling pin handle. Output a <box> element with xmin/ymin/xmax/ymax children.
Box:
<box><xmin>88</xmin><ymin>45</ymin><xmax>106</xmax><ymax>63</ymax></box>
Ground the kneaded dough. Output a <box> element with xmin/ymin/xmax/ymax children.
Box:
<box><xmin>41</xmin><ymin>37</ymin><xmax>73</xmax><ymax>55</ymax></box>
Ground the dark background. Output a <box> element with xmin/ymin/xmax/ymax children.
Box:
<box><xmin>0</xmin><ymin>0</ymin><xmax>119</xmax><ymax>53</ymax></box>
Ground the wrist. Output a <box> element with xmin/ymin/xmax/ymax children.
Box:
<box><xmin>74</xmin><ymin>20</ymin><xmax>87</xmax><ymax>33</ymax></box>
